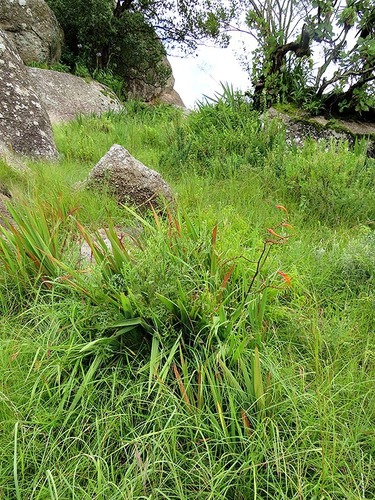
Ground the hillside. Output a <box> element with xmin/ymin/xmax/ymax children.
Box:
<box><xmin>0</xmin><ymin>95</ymin><xmax>374</xmax><ymax>499</ymax></box>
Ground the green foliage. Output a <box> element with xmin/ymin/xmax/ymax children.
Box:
<box><xmin>0</xmin><ymin>104</ymin><xmax>374</xmax><ymax>498</ymax></box>
<box><xmin>162</xmin><ymin>84</ymin><xmax>287</xmax><ymax>177</ymax></box>
<box><xmin>92</xmin><ymin>69</ymin><xmax>125</xmax><ymax>99</ymax></box>
<box><xmin>0</xmin><ymin>195</ymin><xmax>290</xmax><ymax>351</ymax></box>
<box><xmin>45</xmin><ymin>0</ymin><xmax>167</xmax><ymax>92</ymax></box>
<box><xmin>0</xmin><ymin>197</ymin><xmax>77</xmax><ymax>292</ymax></box>
<box><xmin>239</xmin><ymin>0</ymin><xmax>375</xmax><ymax>116</ymax></box>
<box><xmin>263</xmin><ymin>139</ymin><xmax>375</xmax><ymax>224</ymax></box>
<box><xmin>27</xmin><ymin>61</ymin><xmax>71</xmax><ymax>73</ymax></box>
<box><xmin>45</xmin><ymin>0</ymin><xmax>229</xmax><ymax>97</ymax></box>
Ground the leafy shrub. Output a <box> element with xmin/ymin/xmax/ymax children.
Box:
<box><xmin>73</xmin><ymin>62</ymin><xmax>91</xmax><ymax>78</ymax></box>
<box><xmin>27</xmin><ymin>61</ymin><xmax>70</xmax><ymax>73</ymax></box>
<box><xmin>0</xmin><ymin>194</ymin><xmax>292</xmax><ymax>351</ymax></box>
<box><xmin>66</xmin><ymin>205</ymin><xmax>292</xmax><ymax>350</ymax></box>
<box><xmin>92</xmin><ymin>69</ymin><xmax>125</xmax><ymax>100</ymax></box>
<box><xmin>50</xmin><ymin>62</ymin><xmax>71</xmax><ymax>73</ymax></box>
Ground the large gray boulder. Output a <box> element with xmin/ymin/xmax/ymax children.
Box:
<box><xmin>0</xmin><ymin>0</ymin><xmax>63</xmax><ymax>64</ymax></box>
<box><xmin>27</xmin><ymin>67</ymin><xmax>123</xmax><ymax>124</ymax></box>
<box><xmin>84</xmin><ymin>145</ymin><xmax>173</xmax><ymax>208</ymax></box>
<box><xmin>0</xmin><ymin>30</ymin><xmax>58</xmax><ymax>159</ymax></box>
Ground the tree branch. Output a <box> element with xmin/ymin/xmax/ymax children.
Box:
<box><xmin>317</xmin><ymin>66</ymin><xmax>375</xmax><ymax>98</ymax></box>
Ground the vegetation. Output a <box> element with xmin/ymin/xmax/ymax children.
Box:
<box><xmin>227</xmin><ymin>0</ymin><xmax>375</xmax><ymax>116</ymax></box>
<box><xmin>44</xmin><ymin>1</ymin><xmax>374</xmax><ymax>115</ymax></box>
<box><xmin>45</xmin><ymin>0</ymin><xmax>229</xmax><ymax>97</ymax></box>
<box><xmin>0</xmin><ymin>95</ymin><xmax>374</xmax><ymax>498</ymax></box>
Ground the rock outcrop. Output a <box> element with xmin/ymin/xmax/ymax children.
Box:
<box><xmin>128</xmin><ymin>56</ymin><xmax>185</xmax><ymax>108</ymax></box>
<box><xmin>0</xmin><ymin>29</ymin><xmax>58</xmax><ymax>159</ymax></box>
<box><xmin>268</xmin><ymin>107</ymin><xmax>375</xmax><ymax>157</ymax></box>
<box><xmin>27</xmin><ymin>67</ymin><xmax>123</xmax><ymax>124</ymax></box>
<box><xmin>83</xmin><ymin>144</ymin><xmax>173</xmax><ymax>208</ymax></box>
<box><xmin>0</xmin><ymin>0</ymin><xmax>63</xmax><ymax>65</ymax></box>
<box><xmin>158</xmin><ymin>70</ymin><xmax>185</xmax><ymax>108</ymax></box>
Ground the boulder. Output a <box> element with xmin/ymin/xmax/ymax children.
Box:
<box><xmin>158</xmin><ymin>88</ymin><xmax>185</xmax><ymax>108</ymax></box>
<box><xmin>128</xmin><ymin>56</ymin><xmax>185</xmax><ymax>108</ymax></box>
<box><xmin>0</xmin><ymin>30</ymin><xmax>58</xmax><ymax>159</ymax></box>
<box><xmin>84</xmin><ymin>144</ymin><xmax>173</xmax><ymax>208</ymax></box>
<box><xmin>0</xmin><ymin>0</ymin><xmax>63</xmax><ymax>65</ymax></box>
<box><xmin>0</xmin><ymin>142</ymin><xmax>29</xmax><ymax>171</ymax></box>
<box><xmin>27</xmin><ymin>67</ymin><xmax>123</xmax><ymax>124</ymax></box>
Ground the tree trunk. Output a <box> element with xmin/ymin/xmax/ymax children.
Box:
<box><xmin>253</xmin><ymin>24</ymin><xmax>311</xmax><ymax>108</ymax></box>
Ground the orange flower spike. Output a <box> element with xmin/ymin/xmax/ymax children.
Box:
<box><xmin>275</xmin><ymin>204</ymin><xmax>289</xmax><ymax>216</ymax></box>
<box><xmin>278</xmin><ymin>271</ymin><xmax>292</xmax><ymax>286</ymax></box>
<box><xmin>282</xmin><ymin>223</ymin><xmax>295</xmax><ymax>231</ymax></box>
<box><xmin>267</xmin><ymin>228</ymin><xmax>284</xmax><ymax>239</ymax></box>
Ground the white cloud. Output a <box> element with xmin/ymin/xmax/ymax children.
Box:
<box><xmin>169</xmin><ymin>35</ymin><xmax>254</xmax><ymax>108</ymax></box>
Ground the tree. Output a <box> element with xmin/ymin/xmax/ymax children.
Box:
<box><xmin>46</xmin><ymin>0</ymin><xmax>230</xmax><ymax>96</ymax></box>
<box><xmin>226</xmin><ymin>0</ymin><xmax>375</xmax><ymax>115</ymax></box>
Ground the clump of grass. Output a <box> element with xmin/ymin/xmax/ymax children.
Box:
<box><xmin>161</xmin><ymin>84</ymin><xmax>287</xmax><ymax>178</ymax></box>
<box><xmin>263</xmin><ymin>138</ymin><xmax>375</xmax><ymax>225</ymax></box>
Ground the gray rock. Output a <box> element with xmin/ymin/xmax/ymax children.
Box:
<box><xmin>84</xmin><ymin>144</ymin><xmax>173</xmax><ymax>208</ymax></box>
<box><xmin>267</xmin><ymin>107</ymin><xmax>375</xmax><ymax>157</ymax></box>
<box><xmin>0</xmin><ymin>30</ymin><xmax>58</xmax><ymax>159</ymax></box>
<box><xmin>128</xmin><ymin>56</ymin><xmax>185</xmax><ymax>108</ymax></box>
<box><xmin>27</xmin><ymin>67</ymin><xmax>123</xmax><ymax>124</ymax></box>
<box><xmin>0</xmin><ymin>141</ymin><xmax>29</xmax><ymax>171</ymax></box>
<box><xmin>159</xmin><ymin>88</ymin><xmax>185</xmax><ymax>108</ymax></box>
<box><xmin>0</xmin><ymin>0</ymin><xmax>63</xmax><ymax>64</ymax></box>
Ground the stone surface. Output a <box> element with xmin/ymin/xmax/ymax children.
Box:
<box><xmin>0</xmin><ymin>0</ymin><xmax>63</xmax><ymax>64</ymax></box>
<box><xmin>268</xmin><ymin>107</ymin><xmax>375</xmax><ymax>157</ymax></box>
<box><xmin>0</xmin><ymin>30</ymin><xmax>58</xmax><ymax>159</ymax></box>
<box><xmin>128</xmin><ymin>56</ymin><xmax>185</xmax><ymax>108</ymax></box>
<box><xmin>158</xmin><ymin>87</ymin><xmax>185</xmax><ymax>108</ymax></box>
<box><xmin>27</xmin><ymin>67</ymin><xmax>123</xmax><ymax>124</ymax></box>
<box><xmin>0</xmin><ymin>141</ymin><xmax>29</xmax><ymax>170</ymax></box>
<box><xmin>84</xmin><ymin>144</ymin><xmax>173</xmax><ymax>208</ymax></box>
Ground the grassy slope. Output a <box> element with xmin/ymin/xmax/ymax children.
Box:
<box><xmin>0</xmin><ymin>98</ymin><xmax>374</xmax><ymax>499</ymax></box>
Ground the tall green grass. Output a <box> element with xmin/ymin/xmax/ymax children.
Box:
<box><xmin>0</xmin><ymin>94</ymin><xmax>373</xmax><ymax>498</ymax></box>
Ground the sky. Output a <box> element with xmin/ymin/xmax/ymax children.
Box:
<box><xmin>169</xmin><ymin>33</ymin><xmax>255</xmax><ymax>109</ymax></box>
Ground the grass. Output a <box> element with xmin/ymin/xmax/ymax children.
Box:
<box><xmin>0</xmin><ymin>95</ymin><xmax>374</xmax><ymax>498</ymax></box>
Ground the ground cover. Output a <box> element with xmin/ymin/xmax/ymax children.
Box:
<box><xmin>0</xmin><ymin>94</ymin><xmax>374</xmax><ymax>499</ymax></box>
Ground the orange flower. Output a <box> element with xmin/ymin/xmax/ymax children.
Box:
<box><xmin>278</xmin><ymin>271</ymin><xmax>292</xmax><ymax>286</ymax></box>
<box><xmin>276</xmin><ymin>204</ymin><xmax>289</xmax><ymax>216</ymax></box>
<box><xmin>267</xmin><ymin>228</ymin><xmax>284</xmax><ymax>239</ymax></box>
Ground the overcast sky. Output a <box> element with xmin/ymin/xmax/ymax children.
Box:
<box><xmin>169</xmin><ymin>33</ymin><xmax>255</xmax><ymax>108</ymax></box>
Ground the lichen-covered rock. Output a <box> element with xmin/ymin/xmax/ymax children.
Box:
<box><xmin>0</xmin><ymin>141</ymin><xmax>29</xmax><ymax>171</ymax></box>
<box><xmin>0</xmin><ymin>30</ymin><xmax>58</xmax><ymax>159</ymax></box>
<box><xmin>0</xmin><ymin>0</ymin><xmax>63</xmax><ymax>64</ymax></box>
<box><xmin>84</xmin><ymin>144</ymin><xmax>173</xmax><ymax>208</ymax></box>
<box><xmin>27</xmin><ymin>67</ymin><xmax>123</xmax><ymax>124</ymax></box>
<box><xmin>267</xmin><ymin>107</ymin><xmax>375</xmax><ymax>157</ymax></box>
